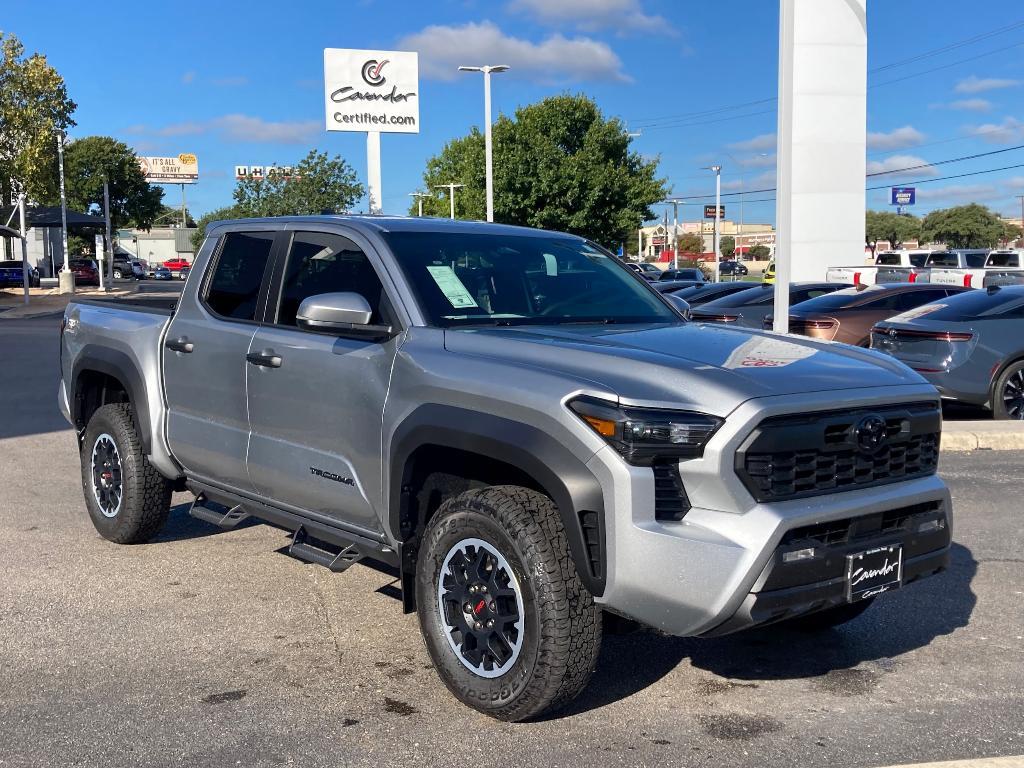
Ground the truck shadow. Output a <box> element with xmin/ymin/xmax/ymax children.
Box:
<box><xmin>557</xmin><ymin>542</ymin><xmax>977</xmax><ymax>718</ymax></box>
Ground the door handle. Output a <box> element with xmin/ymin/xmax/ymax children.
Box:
<box><xmin>246</xmin><ymin>349</ymin><xmax>282</xmax><ymax>368</ymax></box>
<box><xmin>165</xmin><ymin>336</ymin><xmax>194</xmax><ymax>353</ymax></box>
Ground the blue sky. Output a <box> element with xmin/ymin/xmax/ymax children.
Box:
<box><xmin>7</xmin><ymin>0</ymin><xmax>1024</xmax><ymax>225</ymax></box>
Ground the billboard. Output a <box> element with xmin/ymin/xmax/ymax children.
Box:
<box><xmin>139</xmin><ymin>154</ymin><xmax>199</xmax><ymax>183</ymax></box>
<box><xmin>704</xmin><ymin>205</ymin><xmax>725</xmax><ymax>219</ymax></box>
<box><xmin>235</xmin><ymin>165</ymin><xmax>298</xmax><ymax>180</ymax></box>
<box><xmin>324</xmin><ymin>49</ymin><xmax>419</xmax><ymax>134</ymax></box>
<box><xmin>891</xmin><ymin>187</ymin><xmax>915</xmax><ymax>206</ymax></box>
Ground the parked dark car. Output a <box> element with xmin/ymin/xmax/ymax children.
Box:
<box><xmin>0</xmin><ymin>260</ymin><xmax>40</xmax><ymax>288</ymax></box>
<box><xmin>659</xmin><ymin>267</ymin><xmax>706</xmax><ymax>283</ymax></box>
<box><xmin>178</xmin><ymin>264</ymin><xmax>191</xmax><ymax>281</ymax></box>
<box><xmin>152</xmin><ymin>266</ymin><xmax>173</xmax><ymax>280</ymax></box>
<box><xmin>69</xmin><ymin>259</ymin><xmax>99</xmax><ymax>286</ymax></box>
<box><xmin>871</xmin><ymin>285</ymin><xmax>1024</xmax><ymax>419</ymax></box>
<box><xmin>719</xmin><ymin>261</ymin><xmax>749</xmax><ymax>277</ymax></box>
<box><xmin>626</xmin><ymin>262</ymin><xmax>661</xmax><ymax>280</ymax></box>
<box><xmin>769</xmin><ymin>284</ymin><xmax>969</xmax><ymax>346</ymax></box>
<box><xmin>111</xmin><ymin>256</ymin><xmax>141</xmax><ymax>280</ymax></box>
<box><xmin>665</xmin><ymin>281</ymin><xmax>759</xmax><ymax>305</ymax></box>
<box><xmin>654</xmin><ymin>279</ymin><xmax>705</xmax><ymax>293</ymax></box>
<box><xmin>691</xmin><ymin>282</ymin><xmax>843</xmax><ymax>328</ymax></box>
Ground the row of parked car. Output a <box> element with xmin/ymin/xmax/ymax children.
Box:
<box><xmin>657</xmin><ymin>277</ymin><xmax>1024</xmax><ymax>419</ymax></box>
<box><xmin>60</xmin><ymin>256</ymin><xmax>193</xmax><ymax>286</ymax></box>
<box><xmin>827</xmin><ymin>248</ymin><xmax>1024</xmax><ymax>288</ymax></box>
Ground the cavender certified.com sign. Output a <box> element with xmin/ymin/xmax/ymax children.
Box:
<box><xmin>323</xmin><ymin>48</ymin><xmax>419</xmax><ymax>134</ymax></box>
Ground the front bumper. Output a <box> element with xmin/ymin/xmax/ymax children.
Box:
<box><xmin>587</xmin><ymin>385</ymin><xmax>952</xmax><ymax>637</ymax></box>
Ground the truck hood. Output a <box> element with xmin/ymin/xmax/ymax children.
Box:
<box><xmin>443</xmin><ymin>322</ymin><xmax>927</xmax><ymax>416</ymax></box>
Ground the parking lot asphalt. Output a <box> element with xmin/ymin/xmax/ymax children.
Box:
<box><xmin>1</xmin><ymin>314</ymin><xmax>1022</xmax><ymax>768</ymax></box>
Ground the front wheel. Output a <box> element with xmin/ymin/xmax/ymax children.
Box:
<box><xmin>416</xmin><ymin>486</ymin><xmax>601</xmax><ymax>721</ymax></box>
<box><xmin>113</xmin><ymin>269</ymin><xmax>123</xmax><ymax>279</ymax></box>
<box><xmin>80</xmin><ymin>403</ymin><xmax>172</xmax><ymax>543</ymax></box>
<box><xmin>993</xmin><ymin>360</ymin><xmax>1024</xmax><ymax>420</ymax></box>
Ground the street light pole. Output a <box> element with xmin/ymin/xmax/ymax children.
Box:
<box><xmin>435</xmin><ymin>183</ymin><xmax>465</xmax><ymax>220</ymax></box>
<box><xmin>458</xmin><ymin>64</ymin><xmax>510</xmax><ymax>223</ymax></box>
<box><xmin>711</xmin><ymin>165</ymin><xmax>722</xmax><ymax>282</ymax></box>
<box><xmin>409</xmin><ymin>192</ymin><xmax>430</xmax><ymax>217</ymax></box>
<box><xmin>57</xmin><ymin>132</ymin><xmax>69</xmax><ymax>274</ymax></box>
<box><xmin>663</xmin><ymin>198</ymin><xmax>686</xmax><ymax>269</ymax></box>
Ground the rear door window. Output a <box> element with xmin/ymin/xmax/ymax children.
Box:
<box><xmin>203</xmin><ymin>231</ymin><xmax>276</xmax><ymax>321</ymax></box>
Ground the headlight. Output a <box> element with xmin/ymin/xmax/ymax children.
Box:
<box><xmin>568</xmin><ymin>396</ymin><xmax>722</xmax><ymax>465</ymax></box>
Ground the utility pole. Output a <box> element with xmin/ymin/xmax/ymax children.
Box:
<box><xmin>57</xmin><ymin>133</ymin><xmax>69</xmax><ymax>274</ymax></box>
<box><xmin>711</xmin><ymin>165</ymin><xmax>722</xmax><ymax>282</ymax></box>
<box><xmin>18</xmin><ymin>194</ymin><xmax>30</xmax><ymax>306</ymax></box>
<box><xmin>103</xmin><ymin>176</ymin><xmax>114</xmax><ymax>288</ymax></box>
<box><xmin>409</xmin><ymin>192</ymin><xmax>430</xmax><ymax>217</ymax></box>
<box><xmin>458</xmin><ymin>65</ymin><xmax>510</xmax><ymax>222</ymax></box>
<box><xmin>435</xmin><ymin>183</ymin><xmax>465</xmax><ymax>220</ymax></box>
<box><xmin>664</xmin><ymin>198</ymin><xmax>686</xmax><ymax>269</ymax></box>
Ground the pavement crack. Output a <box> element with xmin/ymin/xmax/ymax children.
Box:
<box><xmin>311</xmin><ymin>571</ymin><xmax>344</xmax><ymax>668</ymax></box>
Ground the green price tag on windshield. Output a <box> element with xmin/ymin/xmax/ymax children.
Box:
<box><xmin>426</xmin><ymin>265</ymin><xmax>479</xmax><ymax>309</ymax></box>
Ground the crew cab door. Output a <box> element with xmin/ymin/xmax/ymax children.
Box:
<box><xmin>244</xmin><ymin>227</ymin><xmax>402</xmax><ymax>536</ymax></box>
<box><xmin>163</xmin><ymin>229</ymin><xmax>278</xmax><ymax>492</ymax></box>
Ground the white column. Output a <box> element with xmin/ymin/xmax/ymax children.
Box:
<box><xmin>484</xmin><ymin>71</ymin><xmax>494</xmax><ymax>222</ymax></box>
<box><xmin>713</xmin><ymin>169</ymin><xmax>721</xmax><ymax>282</ymax></box>
<box><xmin>367</xmin><ymin>131</ymin><xmax>382</xmax><ymax>214</ymax></box>
<box><xmin>774</xmin><ymin>0</ymin><xmax>867</xmax><ymax>333</ymax></box>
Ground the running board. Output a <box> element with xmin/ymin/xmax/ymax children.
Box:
<box><xmin>188</xmin><ymin>494</ymin><xmax>251</xmax><ymax>529</ymax></box>
<box><xmin>288</xmin><ymin>525</ymin><xmax>364</xmax><ymax>573</ymax></box>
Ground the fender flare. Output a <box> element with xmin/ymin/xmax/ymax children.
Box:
<box><xmin>71</xmin><ymin>345</ymin><xmax>152</xmax><ymax>454</ymax></box>
<box><xmin>390</xmin><ymin>404</ymin><xmax>606</xmax><ymax>597</ymax></box>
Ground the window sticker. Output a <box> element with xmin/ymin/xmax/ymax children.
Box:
<box><xmin>426</xmin><ymin>265</ymin><xmax>479</xmax><ymax>309</ymax></box>
<box><xmin>542</xmin><ymin>253</ymin><xmax>558</xmax><ymax>276</ymax></box>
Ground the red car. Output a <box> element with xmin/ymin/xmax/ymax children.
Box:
<box><xmin>163</xmin><ymin>258</ymin><xmax>192</xmax><ymax>273</ymax></box>
<box><xmin>68</xmin><ymin>259</ymin><xmax>99</xmax><ymax>286</ymax></box>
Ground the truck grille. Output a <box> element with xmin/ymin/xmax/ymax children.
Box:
<box><xmin>736</xmin><ymin>403</ymin><xmax>940</xmax><ymax>502</ymax></box>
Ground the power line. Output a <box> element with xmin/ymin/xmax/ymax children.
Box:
<box><xmin>867</xmin><ymin>144</ymin><xmax>1024</xmax><ymax>177</ymax></box>
<box><xmin>869</xmin><ymin>40</ymin><xmax>1024</xmax><ymax>89</ymax></box>
<box><xmin>870</xmin><ymin>19</ymin><xmax>1024</xmax><ymax>72</ymax></box>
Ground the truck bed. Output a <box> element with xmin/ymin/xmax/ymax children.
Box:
<box><xmin>72</xmin><ymin>295</ymin><xmax>178</xmax><ymax>314</ymax></box>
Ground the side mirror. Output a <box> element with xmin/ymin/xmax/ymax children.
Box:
<box><xmin>295</xmin><ymin>292</ymin><xmax>394</xmax><ymax>340</ymax></box>
<box><xmin>667</xmin><ymin>294</ymin><xmax>692</xmax><ymax>320</ymax></box>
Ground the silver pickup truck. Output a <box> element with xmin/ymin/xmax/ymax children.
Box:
<box><xmin>59</xmin><ymin>216</ymin><xmax>952</xmax><ymax>721</ymax></box>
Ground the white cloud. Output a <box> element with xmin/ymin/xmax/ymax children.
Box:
<box><xmin>728</xmin><ymin>132</ymin><xmax>776</xmax><ymax>152</ymax></box>
<box><xmin>396</xmin><ymin>21</ymin><xmax>629</xmax><ymax>83</ymax></box>
<box><xmin>866</xmin><ymin>154</ymin><xmax>937</xmax><ymax>178</ymax></box>
<box><xmin>508</xmin><ymin>0</ymin><xmax>673</xmax><ymax>35</ymax></box>
<box><xmin>181</xmin><ymin>71</ymin><xmax>196</xmax><ymax>84</ymax></box>
<box><xmin>867</xmin><ymin>125</ymin><xmax>925</xmax><ymax>151</ymax></box>
<box><xmin>947</xmin><ymin>98</ymin><xmax>992</xmax><ymax>112</ymax></box>
<box><xmin>721</xmin><ymin>170</ymin><xmax>776</xmax><ymax>192</ymax></box>
<box><xmin>915</xmin><ymin>184</ymin><xmax>1005</xmax><ymax>205</ymax></box>
<box><xmin>737</xmin><ymin>152</ymin><xmax>776</xmax><ymax>168</ymax></box>
<box><xmin>971</xmin><ymin>116</ymin><xmax>1024</xmax><ymax>144</ymax></box>
<box><xmin>129</xmin><ymin>115</ymin><xmax>320</xmax><ymax>145</ymax></box>
<box><xmin>954</xmin><ymin>75</ymin><xmax>1021</xmax><ymax>94</ymax></box>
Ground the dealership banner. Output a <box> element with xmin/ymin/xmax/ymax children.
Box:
<box><xmin>891</xmin><ymin>187</ymin><xmax>915</xmax><ymax>206</ymax></box>
<box><xmin>323</xmin><ymin>49</ymin><xmax>419</xmax><ymax>134</ymax></box>
<box><xmin>138</xmin><ymin>154</ymin><xmax>199</xmax><ymax>184</ymax></box>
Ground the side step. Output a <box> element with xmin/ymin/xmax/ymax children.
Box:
<box><xmin>288</xmin><ymin>525</ymin><xmax>365</xmax><ymax>573</ymax></box>
<box><xmin>188</xmin><ymin>494</ymin><xmax>251</xmax><ymax>529</ymax></box>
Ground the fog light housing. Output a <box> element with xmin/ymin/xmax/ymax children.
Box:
<box><xmin>783</xmin><ymin>547</ymin><xmax>817</xmax><ymax>563</ymax></box>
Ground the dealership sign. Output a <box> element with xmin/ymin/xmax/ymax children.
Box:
<box><xmin>138</xmin><ymin>154</ymin><xmax>199</xmax><ymax>184</ymax></box>
<box><xmin>323</xmin><ymin>48</ymin><xmax>419</xmax><ymax>134</ymax></box>
<box><xmin>891</xmin><ymin>187</ymin><xmax>915</xmax><ymax>206</ymax></box>
<box><xmin>235</xmin><ymin>165</ymin><xmax>299</xmax><ymax>180</ymax></box>
<box><xmin>704</xmin><ymin>205</ymin><xmax>725</xmax><ymax>219</ymax></box>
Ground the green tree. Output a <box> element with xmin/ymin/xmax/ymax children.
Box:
<box><xmin>59</xmin><ymin>136</ymin><xmax>163</xmax><ymax>230</ymax></box>
<box><xmin>920</xmin><ymin>204</ymin><xmax>1005</xmax><ymax>249</ymax></box>
<box><xmin>720</xmin><ymin>235</ymin><xmax>735</xmax><ymax>259</ymax></box>
<box><xmin>1002</xmin><ymin>220</ymin><xmax>1022</xmax><ymax>246</ymax></box>
<box><xmin>190</xmin><ymin>205</ymin><xmax>242</xmax><ymax>252</ymax></box>
<box><xmin>747</xmin><ymin>244</ymin><xmax>771</xmax><ymax>260</ymax></box>
<box><xmin>676</xmin><ymin>232</ymin><xmax>704</xmax><ymax>254</ymax></box>
<box><xmin>865</xmin><ymin>210</ymin><xmax>920</xmax><ymax>257</ymax></box>
<box><xmin>0</xmin><ymin>32</ymin><xmax>77</xmax><ymax>206</ymax></box>
<box><xmin>413</xmin><ymin>94</ymin><xmax>668</xmax><ymax>247</ymax></box>
<box><xmin>232</xmin><ymin>150</ymin><xmax>363</xmax><ymax>217</ymax></box>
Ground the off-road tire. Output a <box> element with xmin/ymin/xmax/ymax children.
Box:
<box><xmin>80</xmin><ymin>403</ymin><xmax>172</xmax><ymax>544</ymax></box>
<box><xmin>416</xmin><ymin>486</ymin><xmax>602</xmax><ymax>721</ymax></box>
<box><xmin>784</xmin><ymin>598</ymin><xmax>874</xmax><ymax>631</ymax></box>
<box><xmin>992</xmin><ymin>360</ymin><xmax>1024</xmax><ymax>420</ymax></box>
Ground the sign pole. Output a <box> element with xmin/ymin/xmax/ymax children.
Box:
<box><xmin>103</xmin><ymin>177</ymin><xmax>114</xmax><ymax>287</ymax></box>
<box><xmin>57</xmin><ymin>133</ymin><xmax>69</xmax><ymax>273</ymax></box>
<box><xmin>181</xmin><ymin>183</ymin><xmax>187</xmax><ymax>228</ymax></box>
<box><xmin>367</xmin><ymin>131</ymin><xmax>382</xmax><ymax>214</ymax></box>
<box><xmin>18</xmin><ymin>194</ymin><xmax>29</xmax><ymax>306</ymax></box>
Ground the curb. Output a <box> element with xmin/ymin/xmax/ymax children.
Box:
<box><xmin>941</xmin><ymin>421</ymin><xmax>1024</xmax><ymax>452</ymax></box>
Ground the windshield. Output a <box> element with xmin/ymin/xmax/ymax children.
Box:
<box><xmin>987</xmin><ymin>252</ymin><xmax>1020</xmax><ymax>267</ymax></box>
<box><xmin>876</xmin><ymin>253</ymin><xmax>902</xmax><ymax>266</ymax></box>
<box><xmin>382</xmin><ymin>231</ymin><xmax>679</xmax><ymax>327</ymax></box>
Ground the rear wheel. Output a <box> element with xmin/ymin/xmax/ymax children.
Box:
<box><xmin>80</xmin><ymin>403</ymin><xmax>172</xmax><ymax>543</ymax></box>
<box><xmin>416</xmin><ymin>486</ymin><xmax>601</xmax><ymax>721</ymax></box>
<box><xmin>993</xmin><ymin>360</ymin><xmax>1024</xmax><ymax>420</ymax></box>
<box><xmin>113</xmin><ymin>269</ymin><xmax>123</xmax><ymax>279</ymax></box>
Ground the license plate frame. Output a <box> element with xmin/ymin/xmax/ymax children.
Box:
<box><xmin>845</xmin><ymin>544</ymin><xmax>903</xmax><ymax>602</ymax></box>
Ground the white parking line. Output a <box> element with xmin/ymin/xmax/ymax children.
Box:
<box><xmin>875</xmin><ymin>758</ymin><xmax>1024</xmax><ymax>768</ymax></box>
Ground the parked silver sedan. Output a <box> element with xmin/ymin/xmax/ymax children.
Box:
<box><xmin>870</xmin><ymin>285</ymin><xmax>1024</xmax><ymax>419</ymax></box>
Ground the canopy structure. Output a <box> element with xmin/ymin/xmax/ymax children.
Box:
<box><xmin>0</xmin><ymin>205</ymin><xmax>106</xmax><ymax>230</ymax></box>
<box><xmin>0</xmin><ymin>224</ymin><xmax>22</xmax><ymax>239</ymax></box>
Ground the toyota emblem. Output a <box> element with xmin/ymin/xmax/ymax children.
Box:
<box><xmin>855</xmin><ymin>414</ymin><xmax>888</xmax><ymax>454</ymax></box>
